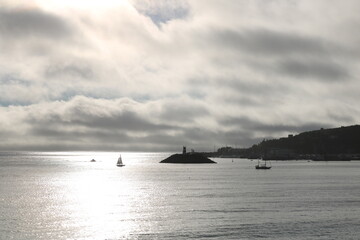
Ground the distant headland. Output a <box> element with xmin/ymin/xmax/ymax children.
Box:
<box><xmin>160</xmin><ymin>146</ymin><xmax>217</xmax><ymax>164</ymax></box>
<box><xmin>207</xmin><ymin>125</ymin><xmax>360</xmax><ymax>161</ymax></box>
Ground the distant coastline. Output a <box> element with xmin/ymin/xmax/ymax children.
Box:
<box><xmin>204</xmin><ymin>125</ymin><xmax>360</xmax><ymax>161</ymax></box>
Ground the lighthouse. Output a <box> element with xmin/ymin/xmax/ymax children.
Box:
<box><xmin>182</xmin><ymin>146</ymin><xmax>186</xmax><ymax>154</ymax></box>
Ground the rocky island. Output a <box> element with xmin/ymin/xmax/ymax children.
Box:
<box><xmin>160</xmin><ymin>147</ymin><xmax>217</xmax><ymax>164</ymax></box>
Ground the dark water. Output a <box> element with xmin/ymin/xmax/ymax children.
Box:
<box><xmin>1</xmin><ymin>152</ymin><xmax>360</xmax><ymax>239</ymax></box>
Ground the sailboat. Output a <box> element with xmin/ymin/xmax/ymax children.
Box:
<box><xmin>255</xmin><ymin>158</ymin><xmax>271</xmax><ymax>169</ymax></box>
<box><xmin>116</xmin><ymin>154</ymin><xmax>125</xmax><ymax>167</ymax></box>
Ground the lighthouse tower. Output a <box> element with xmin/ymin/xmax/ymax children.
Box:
<box><xmin>182</xmin><ymin>146</ymin><xmax>186</xmax><ymax>154</ymax></box>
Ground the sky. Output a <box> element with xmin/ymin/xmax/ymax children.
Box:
<box><xmin>0</xmin><ymin>0</ymin><xmax>360</xmax><ymax>152</ymax></box>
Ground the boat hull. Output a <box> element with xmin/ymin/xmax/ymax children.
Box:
<box><xmin>117</xmin><ymin>164</ymin><xmax>125</xmax><ymax>167</ymax></box>
<box><xmin>255</xmin><ymin>165</ymin><xmax>271</xmax><ymax>169</ymax></box>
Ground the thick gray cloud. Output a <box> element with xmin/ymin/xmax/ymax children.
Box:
<box><xmin>220</xmin><ymin>116</ymin><xmax>332</xmax><ymax>136</ymax></box>
<box><xmin>159</xmin><ymin>100</ymin><xmax>209</xmax><ymax>122</ymax></box>
<box><xmin>0</xmin><ymin>0</ymin><xmax>360</xmax><ymax>151</ymax></box>
<box><xmin>278</xmin><ymin>59</ymin><xmax>349</xmax><ymax>81</ymax></box>
<box><xmin>0</xmin><ymin>96</ymin><xmax>212</xmax><ymax>151</ymax></box>
<box><xmin>0</xmin><ymin>8</ymin><xmax>71</xmax><ymax>39</ymax></box>
<box><xmin>200</xmin><ymin>28</ymin><xmax>353</xmax><ymax>84</ymax></box>
<box><xmin>45</xmin><ymin>64</ymin><xmax>95</xmax><ymax>80</ymax></box>
<box><xmin>211</xmin><ymin>28</ymin><xmax>329</xmax><ymax>57</ymax></box>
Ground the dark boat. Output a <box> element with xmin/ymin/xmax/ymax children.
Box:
<box><xmin>255</xmin><ymin>159</ymin><xmax>271</xmax><ymax>169</ymax></box>
<box><xmin>116</xmin><ymin>154</ymin><xmax>125</xmax><ymax>167</ymax></box>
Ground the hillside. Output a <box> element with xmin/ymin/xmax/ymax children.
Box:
<box><xmin>218</xmin><ymin>125</ymin><xmax>360</xmax><ymax>160</ymax></box>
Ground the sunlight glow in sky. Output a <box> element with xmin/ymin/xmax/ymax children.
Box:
<box><xmin>40</xmin><ymin>0</ymin><xmax>130</xmax><ymax>10</ymax></box>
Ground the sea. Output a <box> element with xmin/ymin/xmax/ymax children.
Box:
<box><xmin>1</xmin><ymin>152</ymin><xmax>360</xmax><ymax>240</ymax></box>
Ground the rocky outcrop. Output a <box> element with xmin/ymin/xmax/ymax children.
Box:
<box><xmin>160</xmin><ymin>153</ymin><xmax>217</xmax><ymax>164</ymax></box>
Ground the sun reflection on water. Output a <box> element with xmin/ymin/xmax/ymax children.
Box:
<box><xmin>30</xmin><ymin>152</ymin><xmax>171</xmax><ymax>239</ymax></box>
<box><xmin>61</xmin><ymin>158</ymin><xmax>142</xmax><ymax>239</ymax></box>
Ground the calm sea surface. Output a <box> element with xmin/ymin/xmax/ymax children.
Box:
<box><xmin>1</xmin><ymin>152</ymin><xmax>360</xmax><ymax>240</ymax></box>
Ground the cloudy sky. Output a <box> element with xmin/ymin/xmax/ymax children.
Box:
<box><xmin>1</xmin><ymin>0</ymin><xmax>359</xmax><ymax>152</ymax></box>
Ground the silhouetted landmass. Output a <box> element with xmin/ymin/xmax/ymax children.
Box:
<box><xmin>216</xmin><ymin>125</ymin><xmax>360</xmax><ymax>160</ymax></box>
<box><xmin>160</xmin><ymin>153</ymin><xmax>217</xmax><ymax>164</ymax></box>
